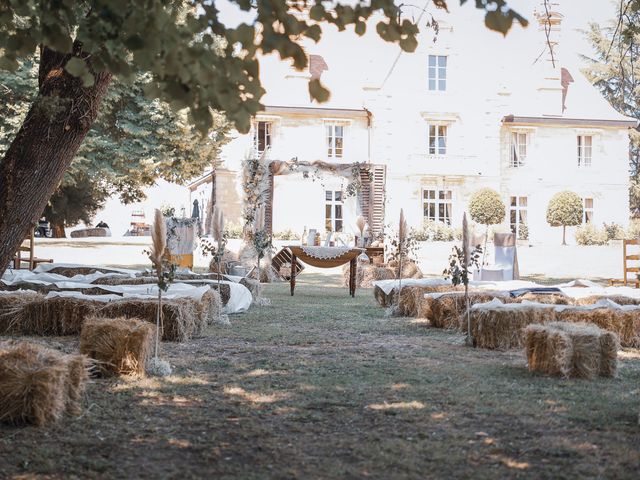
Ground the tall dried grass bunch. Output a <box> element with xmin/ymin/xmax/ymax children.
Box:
<box><xmin>0</xmin><ymin>341</ymin><xmax>89</xmax><ymax>426</ymax></box>
<box><xmin>524</xmin><ymin>322</ymin><xmax>618</xmax><ymax>378</ymax></box>
<box><xmin>80</xmin><ymin>317</ymin><xmax>155</xmax><ymax>377</ymax></box>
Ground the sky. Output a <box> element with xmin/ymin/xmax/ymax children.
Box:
<box><xmin>215</xmin><ymin>0</ymin><xmax>619</xmax><ymax>72</ymax></box>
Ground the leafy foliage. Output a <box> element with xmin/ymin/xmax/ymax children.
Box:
<box><xmin>575</xmin><ymin>224</ymin><xmax>609</xmax><ymax>246</ymax></box>
<box><xmin>468</xmin><ymin>188</ymin><xmax>506</xmax><ymax>226</ymax></box>
<box><xmin>443</xmin><ymin>245</ymin><xmax>482</xmax><ymax>287</ymax></box>
<box><xmin>413</xmin><ymin>220</ymin><xmax>461</xmax><ymax>242</ymax></box>
<box><xmin>0</xmin><ymin>1</ymin><xmax>525</xmax><ymax>134</ymax></box>
<box><xmin>546</xmin><ymin>191</ymin><xmax>583</xmax><ymax>228</ymax></box>
<box><xmin>0</xmin><ymin>59</ymin><xmax>229</xmax><ymax>230</ymax></box>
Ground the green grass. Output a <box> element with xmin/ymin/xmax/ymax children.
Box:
<box><xmin>1</xmin><ymin>273</ymin><xmax>639</xmax><ymax>479</ymax></box>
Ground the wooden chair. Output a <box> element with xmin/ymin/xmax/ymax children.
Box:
<box><xmin>609</xmin><ymin>239</ymin><xmax>640</xmax><ymax>288</ymax></box>
<box><xmin>13</xmin><ymin>229</ymin><xmax>53</xmax><ymax>270</ymax></box>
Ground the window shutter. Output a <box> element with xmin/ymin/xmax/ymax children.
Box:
<box><xmin>360</xmin><ymin>165</ymin><xmax>386</xmax><ymax>236</ymax></box>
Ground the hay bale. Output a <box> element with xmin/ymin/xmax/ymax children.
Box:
<box><xmin>80</xmin><ymin>317</ymin><xmax>155</xmax><ymax>377</ymax></box>
<box><xmin>17</xmin><ymin>296</ymin><xmax>102</xmax><ymax>336</ymax></box>
<box><xmin>198</xmin><ymin>289</ymin><xmax>224</xmax><ymax>325</ymax></box>
<box><xmin>524</xmin><ymin>322</ymin><xmax>618</xmax><ymax>378</ymax></box>
<box><xmin>432</xmin><ymin>291</ymin><xmax>515</xmax><ymax>331</ymax></box>
<box><xmin>48</xmin><ymin>266</ymin><xmax>114</xmax><ymax>277</ymax></box>
<box><xmin>387</xmin><ymin>260</ymin><xmax>423</xmax><ymax>279</ymax></box>
<box><xmin>240</xmin><ymin>277</ymin><xmax>259</xmax><ymax>300</ymax></box>
<box><xmin>99</xmin><ymin>298</ymin><xmax>203</xmax><ymax>342</ymax></box>
<box><xmin>208</xmin><ymin>250</ymin><xmax>238</xmax><ymax>275</ymax></box>
<box><xmin>514</xmin><ymin>293</ymin><xmax>571</xmax><ymax>305</ymax></box>
<box><xmin>374</xmin><ymin>285</ymin><xmax>395</xmax><ymax>308</ymax></box>
<box><xmin>343</xmin><ymin>264</ymin><xmax>396</xmax><ymax>289</ymax></box>
<box><xmin>556</xmin><ymin>304</ymin><xmax>640</xmax><ymax>348</ymax></box>
<box><xmin>575</xmin><ymin>295</ymin><xmax>640</xmax><ymax>306</ymax></box>
<box><xmin>0</xmin><ymin>292</ymin><xmax>46</xmax><ymax>333</ymax></box>
<box><xmin>469</xmin><ymin>300</ymin><xmax>557</xmax><ymax>349</ymax></box>
<box><xmin>0</xmin><ymin>341</ymin><xmax>89</xmax><ymax>426</ymax></box>
<box><xmin>91</xmin><ymin>276</ymin><xmax>156</xmax><ymax>286</ymax></box>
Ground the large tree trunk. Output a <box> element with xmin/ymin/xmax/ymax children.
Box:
<box><xmin>50</xmin><ymin>220</ymin><xmax>67</xmax><ymax>239</ymax></box>
<box><xmin>0</xmin><ymin>45</ymin><xmax>112</xmax><ymax>276</ymax></box>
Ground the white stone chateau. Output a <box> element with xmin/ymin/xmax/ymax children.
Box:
<box><xmin>190</xmin><ymin>3</ymin><xmax>635</xmax><ymax>243</ymax></box>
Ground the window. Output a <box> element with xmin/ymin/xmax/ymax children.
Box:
<box><xmin>423</xmin><ymin>189</ymin><xmax>452</xmax><ymax>225</ymax></box>
<box><xmin>253</xmin><ymin>121</ymin><xmax>272</xmax><ymax>156</ymax></box>
<box><xmin>428</xmin><ymin>55</ymin><xmax>447</xmax><ymax>91</ymax></box>
<box><xmin>326</xmin><ymin>124</ymin><xmax>344</xmax><ymax>159</ymax></box>
<box><xmin>583</xmin><ymin>198</ymin><xmax>594</xmax><ymax>224</ymax></box>
<box><xmin>509</xmin><ymin>196</ymin><xmax>528</xmax><ymax>237</ymax></box>
<box><xmin>578</xmin><ymin>135</ymin><xmax>592</xmax><ymax>167</ymax></box>
<box><xmin>510</xmin><ymin>132</ymin><xmax>527</xmax><ymax>167</ymax></box>
<box><xmin>325</xmin><ymin>190</ymin><xmax>343</xmax><ymax>232</ymax></box>
<box><xmin>429</xmin><ymin>125</ymin><xmax>447</xmax><ymax>155</ymax></box>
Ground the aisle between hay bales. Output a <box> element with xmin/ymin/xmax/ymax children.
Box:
<box><xmin>1</xmin><ymin>273</ymin><xmax>639</xmax><ymax>479</ymax></box>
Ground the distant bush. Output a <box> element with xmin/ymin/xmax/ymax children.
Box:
<box><xmin>273</xmin><ymin>229</ymin><xmax>299</xmax><ymax>240</ymax></box>
<box><xmin>414</xmin><ymin>220</ymin><xmax>458</xmax><ymax>241</ymax></box>
<box><xmin>469</xmin><ymin>188</ymin><xmax>506</xmax><ymax>226</ymax></box>
<box><xmin>575</xmin><ymin>224</ymin><xmax>608</xmax><ymax>246</ymax></box>
<box><xmin>603</xmin><ymin>222</ymin><xmax>624</xmax><ymax>241</ymax></box>
<box><xmin>225</xmin><ymin>223</ymin><xmax>243</xmax><ymax>239</ymax></box>
<box><xmin>625</xmin><ymin>219</ymin><xmax>640</xmax><ymax>239</ymax></box>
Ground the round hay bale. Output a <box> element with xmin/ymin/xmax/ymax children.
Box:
<box><xmin>80</xmin><ymin>316</ymin><xmax>156</xmax><ymax>377</ymax></box>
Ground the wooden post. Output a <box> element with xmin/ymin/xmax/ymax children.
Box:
<box><xmin>290</xmin><ymin>253</ymin><xmax>297</xmax><ymax>296</ymax></box>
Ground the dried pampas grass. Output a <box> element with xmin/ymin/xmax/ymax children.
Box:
<box><xmin>80</xmin><ymin>317</ymin><xmax>155</xmax><ymax>377</ymax></box>
<box><xmin>524</xmin><ymin>322</ymin><xmax>618</xmax><ymax>378</ymax></box>
<box><xmin>0</xmin><ymin>341</ymin><xmax>89</xmax><ymax>426</ymax></box>
<box><xmin>469</xmin><ymin>301</ymin><xmax>557</xmax><ymax>349</ymax></box>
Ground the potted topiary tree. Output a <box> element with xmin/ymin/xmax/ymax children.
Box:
<box><xmin>468</xmin><ymin>188</ymin><xmax>506</xmax><ymax>268</ymax></box>
<box><xmin>546</xmin><ymin>191</ymin><xmax>583</xmax><ymax>245</ymax></box>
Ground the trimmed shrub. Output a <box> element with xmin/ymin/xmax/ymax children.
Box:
<box><xmin>414</xmin><ymin>220</ymin><xmax>457</xmax><ymax>242</ymax></box>
<box><xmin>518</xmin><ymin>223</ymin><xmax>529</xmax><ymax>241</ymax></box>
<box><xmin>603</xmin><ymin>222</ymin><xmax>624</xmax><ymax>241</ymax></box>
<box><xmin>546</xmin><ymin>191</ymin><xmax>583</xmax><ymax>245</ymax></box>
<box><xmin>468</xmin><ymin>188</ymin><xmax>506</xmax><ymax>226</ymax></box>
<box><xmin>625</xmin><ymin>219</ymin><xmax>640</xmax><ymax>239</ymax></box>
<box><xmin>575</xmin><ymin>224</ymin><xmax>609</xmax><ymax>246</ymax></box>
<box><xmin>225</xmin><ymin>223</ymin><xmax>243</xmax><ymax>239</ymax></box>
<box><xmin>273</xmin><ymin>229</ymin><xmax>299</xmax><ymax>240</ymax></box>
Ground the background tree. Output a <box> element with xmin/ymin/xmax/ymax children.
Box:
<box><xmin>583</xmin><ymin>4</ymin><xmax>640</xmax><ymax>214</ymax></box>
<box><xmin>0</xmin><ymin>60</ymin><xmax>229</xmax><ymax>237</ymax></box>
<box><xmin>468</xmin><ymin>187</ymin><xmax>506</xmax><ymax>265</ymax></box>
<box><xmin>0</xmin><ymin>0</ymin><xmax>526</xmax><ymax>275</ymax></box>
<box><xmin>546</xmin><ymin>191</ymin><xmax>584</xmax><ymax>245</ymax></box>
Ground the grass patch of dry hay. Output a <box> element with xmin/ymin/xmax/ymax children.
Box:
<box><xmin>98</xmin><ymin>298</ymin><xmax>203</xmax><ymax>342</ymax></box>
<box><xmin>469</xmin><ymin>301</ymin><xmax>557</xmax><ymax>350</ymax></box>
<box><xmin>524</xmin><ymin>322</ymin><xmax>618</xmax><ymax>378</ymax></box>
<box><xmin>556</xmin><ymin>305</ymin><xmax>640</xmax><ymax>348</ymax></box>
<box><xmin>431</xmin><ymin>291</ymin><xmax>513</xmax><ymax>330</ymax></box>
<box><xmin>575</xmin><ymin>295</ymin><xmax>640</xmax><ymax>306</ymax></box>
<box><xmin>80</xmin><ymin>317</ymin><xmax>155</xmax><ymax>377</ymax></box>
<box><xmin>0</xmin><ymin>341</ymin><xmax>89</xmax><ymax>426</ymax></box>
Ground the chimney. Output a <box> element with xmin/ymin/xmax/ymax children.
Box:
<box><xmin>534</xmin><ymin>2</ymin><xmax>564</xmax><ymax>116</ymax></box>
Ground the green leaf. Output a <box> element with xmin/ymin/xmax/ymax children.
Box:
<box><xmin>64</xmin><ymin>57</ymin><xmax>95</xmax><ymax>87</ymax></box>
<box><xmin>308</xmin><ymin>79</ymin><xmax>330</xmax><ymax>103</ymax></box>
<box><xmin>484</xmin><ymin>10</ymin><xmax>514</xmax><ymax>36</ymax></box>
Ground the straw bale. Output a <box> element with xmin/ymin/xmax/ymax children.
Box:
<box><xmin>80</xmin><ymin>317</ymin><xmax>155</xmax><ymax>377</ymax></box>
<box><xmin>374</xmin><ymin>285</ymin><xmax>395</xmax><ymax>308</ymax></box>
<box><xmin>432</xmin><ymin>292</ymin><xmax>515</xmax><ymax>331</ymax></box>
<box><xmin>524</xmin><ymin>322</ymin><xmax>618</xmax><ymax>378</ymax></box>
<box><xmin>208</xmin><ymin>250</ymin><xmax>238</xmax><ymax>274</ymax></box>
<box><xmin>469</xmin><ymin>303</ymin><xmax>557</xmax><ymax>349</ymax></box>
<box><xmin>0</xmin><ymin>341</ymin><xmax>89</xmax><ymax>426</ymax></box>
<box><xmin>17</xmin><ymin>296</ymin><xmax>102</xmax><ymax>336</ymax></box>
<box><xmin>198</xmin><ymin>289</ymin><xmax>223</xmax><ymax>325</ymax></box>
<box><xmin>240</xmin><ymin>277</ymin><xmax>259</xmax><ymax>300</ymax></box>
<box><xmin>574</xmin><ymin>295</ymin><xmax>640</xmax><ymax>306</ymax></box>
<box><xmin>513</xmin><ymin>293</ymin><xmax>571</xmax><ymax>305</ymax></box>
<box><xmin>556</xmin><ymin>306</ymin><xmax>640</xmax><ymax>348</ymax></box>
<box><xmin>92</xmin><ymin>276</ymin><xmax>156</xmax><ymax>286</ymax></box>
<box><xmin>387</xmin><ymin>260</ymin><xmax>423</xmax><ymax>279</ymax></box>
<box><xmin>48</xmin><ymin>266</ymin><xmax>113</xmax><ymax>277</ymax></box>
<box><xmin>397</xmin><ymin>286</ymin><xmax>422</xmax><ymax>317</ymax></box>
<box><xmin>342</xmin><ymin>264</ymin><xmax>395</xmax><ymax>289</ymax></box>
<box><xmin>0</xmin><ymin>292</ymin><xmax>46</xmax><ymax>334</ymax></box>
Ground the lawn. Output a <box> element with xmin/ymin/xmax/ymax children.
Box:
<box><xmin>1</xmin><ymin>273</ymin><xmax>639</xmax><ymax>479</ymax></box>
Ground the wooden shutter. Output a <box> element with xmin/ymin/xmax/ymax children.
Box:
<box><xmin>359</xmin><ymin>164</ymin><xmax>386</xmax><ymax>236</ymax></box>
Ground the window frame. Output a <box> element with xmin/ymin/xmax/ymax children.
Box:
<box><xmin>577</xmin><ymin>135</ymin><xmax>593</xmax><ymax>167</ymax></box>
<box><xmin>422</xmin><ymin>188</ymin><xmax>453</xmax><ymax>225</ymax></box>
<box><xmin>428</xmin><ymin>55</ymin><xmax>447</xmax><ymax>92</ymax></box>
<box><xmin>326</xmin><ymin>123</ymin><xmax>345</xmax><ymax>159</ymax></box>
<box><xmin>325</xmin><ymin>190</ymin><xmax>344</xmax><ymax>232</ymax></box>
<box><xmin>428</xmin><ymin>124</ymin><xmax>447</xmax><ymax>155</ymax></box>
<box><xmin>510</xmin><ymin>131</ymin><xmax>527</xmax><ymax>168</ymax></box>
<box><xmin>509</xmin><ymin>195</ymin><xmax>528</xmax><ymax>237</ymax></box>
<box><xmin>583</xmin><ymin>197</ymin><xmax>594</xmax><ymax>224</ymax></box>
<box><xmin>253</xmin><ymin>120</ymin><xmax>272</xmax><ymax>156</ymax></box>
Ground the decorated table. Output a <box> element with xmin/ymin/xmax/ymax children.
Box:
<box><xmin>287</xmin><ymin>246</ymin><xmax>364</xmax><ymax>297</ymax></box>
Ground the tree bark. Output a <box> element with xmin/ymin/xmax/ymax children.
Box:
<box><xmin>562</xmin><ymin>225</ymin><xmax>567</xmax><ymax>245</ymax></box>
<box><xmin>0</xmin><ymin>44</ymin><xmax>112</xmax><ymax>276</ymax></box>
<box><xmin>50</xmin><ymin>220</ymin><xmax>67</xmax><ymax>239</ymax></box>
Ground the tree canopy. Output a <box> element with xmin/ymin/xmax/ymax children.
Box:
<box><xmin>0</xmin><ymin>0</ymin><xmax>526</xmax><ymax>134</ymax></box>
<box><xmin>468</xmin><ymin>188</ymin><xmax>506</xmax><ymax>226</ymax></box>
